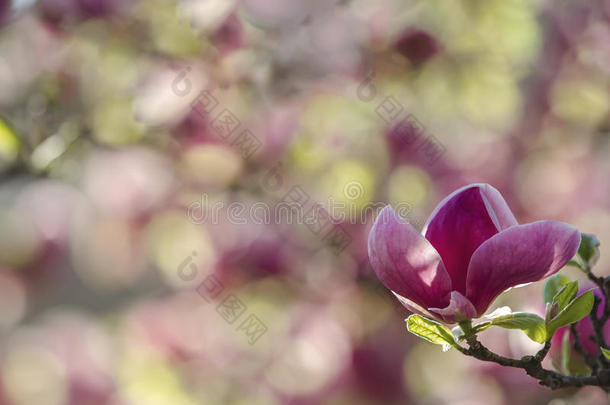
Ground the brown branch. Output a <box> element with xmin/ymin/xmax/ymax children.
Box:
<box><xmin>458</xmin><ymin>335</ymin><xmax>609</xmax><ymax>390</ymax></box>
<box><xmin>584</xmin><ymin>272</ymin><xmax>610</xmax><ymax>369</ymax></box>
<box><xmin>453</xmin><ymin>248</ymin><xmax>610</xmax><ymax>391</ymax></box>
<box><xmin>586</xmin><ymin>271</ymin><xmax>610</xmax><ymax>322</ymax></box>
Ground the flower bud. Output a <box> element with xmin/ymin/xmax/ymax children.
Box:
<box><xmin>578</xmin><ymin>233</ymin><xmax>600</xmax><ymax>268</ymax></box>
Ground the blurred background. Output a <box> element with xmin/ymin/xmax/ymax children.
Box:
<box><xmin>0</xmin><ymin>0</ymin><xmax>609</xmax><ymax>404</ymax></box>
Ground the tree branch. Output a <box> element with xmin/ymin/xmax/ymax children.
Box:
<box><xmin>451</xmin><ymin>245</ymin><xmax>610</xmax><ymax>391</ymax></box>
<box><xmin>585</xmin><ymin>271</ymin><xmax>610</xmax><ymax>369</ymax></box>
<box><xmin>458</xmin><ymin>335</ymin><xmax>608</xmax><ymax>390</ymax></box>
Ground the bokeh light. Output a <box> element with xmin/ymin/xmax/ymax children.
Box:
<box><xmin>0</xmin><ymin>0</ymin><xmax>609</xmax><ymax>404</ymax></box>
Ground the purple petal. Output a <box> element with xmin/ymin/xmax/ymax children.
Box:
<box><xmin>368</xmin><ymin>206</ymin><xmax>452</xmax><ymax>310</ymax></box>
<box><xmin>466</xmin><ymin>221</ymin><xmax>581</xmax><ymax>316</ymax></box>
<box><xmin>429</xmin><ymin>291</ymin><xmax>477</xmax><ymax>323</ymax></box>
<box><xmin>392</xmin><ymin>292</ymin><xmax>440</xmax><ymax>320</ymax></box>
<box><xmin>423</xmin><ymin>184</ymin><xmax>517</xmax><ymax>295</ymax></box>
<box><xmin>477</xmin><ymin>184</ymin><xmax>518</xmax><ymax>231</ymax></box>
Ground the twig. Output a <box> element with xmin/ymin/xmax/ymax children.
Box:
<box><xmin>584</xmin><ymin>272</ymin><xmax>610</xmax><ymax>369</ymax></box>
<box><xmin>451</xmin><ymin>245</ymin><xmax>610</xmax><ymax>391</ymax></box>
<box><xmin>458</xmin><ymin>336</ymin><xmax>609</xmax><ymax>390</ymax></box>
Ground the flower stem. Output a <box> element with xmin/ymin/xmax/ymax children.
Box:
<box><xmin>459</xmin><ymin>320</ymin><xmax>474</xmax><ymax>337</ymax></box>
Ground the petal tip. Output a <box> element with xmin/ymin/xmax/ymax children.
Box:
<box><xmin>422</xmin><ymin>183</ymin><xmax>499</xmax><ymax>234</ymax></box>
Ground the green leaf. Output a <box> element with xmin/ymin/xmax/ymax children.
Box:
<box><xmin>547</xmin><ymin>290</ymin><xmax>594</xmax><ymax>339</ymax></box>
<box><xmin>601</xmin><ymin>347</ymin><xmax>610</xmax><ymax>360</ymax></box>
<box><xmin>545</xmin><ymin>302</ymin><xmax>559</xmax><ymax>324</ymax></box>
<box><xmin>566</xmin><ymin>260</ymin><xmax>583</xmax><ymax>270</ymax></box>
<box><xmin>472</xmin><ymin>321</ymin><xmax>492</xmax><ymax>333</ymax></box>
<box><xmin>406</xmin><ymin>315</ymin><xmax>457</xmax><ymax>350</ymax></box>
<box><xmin>562</xmin><ymin>331</ymin><xmax>571</xmax><ymax>375</ymax></box>
<box><xmin>553</xmin><ymin>281</ymin><xmax>578</xmax><ymax>312</ymax></box>
<box><xmin>489</xmin><ymin>312</ymin><xmax>547</xmax><ymax>343</ymax></box>
<box><xmin>578</xmin><ymin>233</ymin><xmax>600</xmax><ymax>267</ymax></box>
<box><xmin>544</xmin><ymin>274</ymin><xmax>571</xmax><ymax>304</ymax></box>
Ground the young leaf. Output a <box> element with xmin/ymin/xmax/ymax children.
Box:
<box><xmin>406</xmin><ymin>314</ymin><xmax>457</xmax><ymax>349</ymax></box>
<box><xmin>566</xmin><ymin>260</ymin><xmax>583</xmax><ymax>270</ymax></box>
<box><xmin>552</xmin><ymin>281</ymin><xmax>578</xmax><ymax>312</ymax></box>
<box><xmin>547</xmin><ymin>290</ymin><xmax>594</xmax><ymax>339</ymax></box>
<box><xmin>562</xmin><ymin>331</ymin><xmax>571</xmax><ymax>376</ymax></box>
<box><xmin>578</xmin><ymin>233</ymin><xmax>600</xmax><ymax>267</ymax></box>
<box><xmin>545</xmin><ymin>302</ymin><xmax>559</xmax><ymax>324</ymax></box>
<box><xmin>601</xmin><ymin>347</ymin><xmax>610</xmax><ymax>360</ymax></box>
<box><xmin>472</xmin><ymin>321</ymin><xmax>492</xmax><ymax>333</ymax></box>
<box><xmin>489</xmin><ymin>312</ymin><xmax>547</xmax><ymax>343</ymax></box>
<box><xmin>544</xmin><ymin>274</ymin><xmax>571</xmax><ymax>304</ymax></box>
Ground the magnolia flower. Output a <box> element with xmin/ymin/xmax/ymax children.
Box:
<box><xmin>368</xmin><ymin>184</ymin><xmax>581</xmax><ymax>323</ymax></box>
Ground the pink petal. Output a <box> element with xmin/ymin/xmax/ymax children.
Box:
<box><xmin>466</xmin><ymin>221</ymin><xmax>581</xmax><ymax>316</ymax></box>
<box><xmin>429</xmin><ymin>291</ymin><xmax>478</xmax><ymax>323</ymax></box>
<box><xmin>368</xmin><ymin>206</ymin><xmax>452</xmax><ymax>310</ymax></box>
<box><xmin>477</xmin><ymin>184</ymin><xmax>518</xmax><ymax>231</ymax></box>
<box><xmin>423</xmin><ymin>184</ymin><xmax>517</xmax><ymax>295</ymax></box>
<box><xmin>392</xmin><ymin>292</ymin><xmax>440</xmax><ymax>320</ymax></box>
